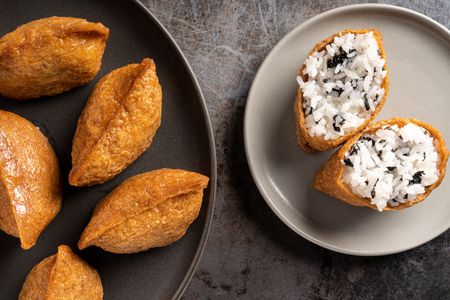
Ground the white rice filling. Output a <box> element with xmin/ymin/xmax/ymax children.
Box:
<box><xmin>342</xmin><ymin>123</ymin><xmax>440</xmax><ymax>211</ymax></box>
<box><xmin>297</xmin><ymin>32</ymin><xmax>387</xmax><ymax>140</ymax></box>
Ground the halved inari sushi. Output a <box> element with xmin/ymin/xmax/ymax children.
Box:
<box><xmin>294</xmin><ymin>29</ymin><xmax>389</xmax><ymax>152</ymax></box>
<box><xmin>314</xmin><ymin>118</ymin><xmax>449</xmax><ymax>211</ymax></box>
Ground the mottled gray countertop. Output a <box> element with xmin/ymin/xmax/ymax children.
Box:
<box><xmin>143</xmin><ymin>1</ymin><xmax>449</xmax><ymax>299</ymax></box>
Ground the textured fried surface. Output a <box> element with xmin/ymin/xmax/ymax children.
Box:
<box><xmin>0</xmin><ymin>16</ymin><xmax>109</xmax><ymax>100</ymax></box>
<box><xmin>69</xmin><ymin>58</ymin><xmax>162</xmax><ymax>186</ymax></box>
<box><xmin>0</xmin><ymin>110</ymin><xmax>61</xmax><ymax>249</ymax></box>
<box><xmin>294</xmin><ymin>29</ymin><xmax>389</xmax><ymax>152</ymax></box>
<box><xmin>78</xmin><ymin>169</ymin><xmax>209</xmax><ymax>253</ymax></box>
<box><xmin>18</xmin><ymin>256</ymin><xmax>55</xmax><ymax>300</ymax></box>
<box><xmin>313</xmin><ymin>118</ymin><xmax>449</xmax><ymax>211</ymax></box>
<box><xmin>19</xmin><ymin>245</ymin><xmax>103</xmax><ymax>300</ymax></box>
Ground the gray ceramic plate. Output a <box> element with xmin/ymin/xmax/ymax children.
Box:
<box><xmin>0</xmin><ymin>0</ymin><xmax>216</xmax><ymax>299</ymax></box>
<box><xmin>244</xmin><ymin>4</ymin><xmax>450</xmax><ymax>256</ymax></box>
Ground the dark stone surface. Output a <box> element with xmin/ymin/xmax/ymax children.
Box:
<box><xmin>143</xmin><ymin>1</ymin><xmax>450</xmax><ymax>299</ymax></box>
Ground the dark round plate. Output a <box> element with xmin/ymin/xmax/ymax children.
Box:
<box><xmin>0</xmin><ymin>0</ymin><xmax>216</xmax><ymax>299</ymax></box>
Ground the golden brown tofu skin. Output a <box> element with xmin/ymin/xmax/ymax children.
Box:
<box><xmin>78</xmin><ymin>169</ymin><xmax>209</xmax><ymax>254</ymax></box>
<box><xmin>69</xmin><ymin>58</ymin><xmax>162</xmax><ymax>186</ymax></box>
<box><xmin>0</xmin><ymin>110</ymin><xmax>61</xmax><ymax>249</ymax></box>
<box><xmin>313</xmin><ymin>118</ymin><xmax>449</xmax><ymax>211</ymax></box>
<box><xmin>294</xmin><ymin>29</ymin><xmax>389</xmax><ymax>152</ymax></box>
<box><xmin>0</xmin><ymin>16</ymin><xmax>109</xmax><ymax>100</ymax></box>
<box><xmin>19</xmin><ymin>245</ymin><xmax>103</xmax><ymax>300</ymax></box>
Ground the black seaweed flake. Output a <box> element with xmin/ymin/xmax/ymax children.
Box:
<box><xmin>349</xmin><ymin>144</ymin><xmax>360</xmax><ymax>156</ymax></box>
<box><xmin>409</xmin><ymin>171</ymin><xmax>425</xmax><ymax>185</ymax></box>
<box><xmin>371</xmin><ymin>179</ymin><xmax>379</xmax><ymax>199</ymax></box>
<box><xmin>344</xmin><ymin>158</ymin><xmax>353</xmax><ymax>167</ymax></box>
<box><xmin>377</xmin><ymin>150</ymin><xmax>383</xmax><ymax>159</ymax></box>
<box><xmin>332</xmin><ymin>115</ymin><xmax>345</xmax><ymax>132</ymax></box>
<box><xmin>374</xmin><ymin>93</ymin><xmax>381</xmax><ymax>102</ymax></box>
<box><xmin>327</xmin><ymin>51</ymin><xmax>347</xmax><ymax>68</ymax></box>
<box><xmin>331</xmin><ymin>88</ymin><xmax>344</xmax><ymax>97</ymax></box>
<box><xmin>333</xmin><ymin>124</ymin><xmax>340</xmax><ymax>132</ymax></box>
<box><xmin>404</xmin><ymin>194</ymin><xmax>408</xmax><ymax>200</ymax></box>
<box><xmin>365</xmin><ymin>180</ymin><xmax>369</xmax><ymax>185</ymax></box>
<box><xmin>364</xmin><ymin>97</ymin><xmax>370</xmax><ymax>111</ymax></box>
<box><xmin>423</xmin><ymin>152</ymin><xmax>426</xmax><ymax>161</ymax></box>
<box><xmin>387</xmin><ymin>166</ymin><xmax>396</xmax><ymax>171</ymax></box>
<box><xmin>361</xmin><ymin>136</ymin><xmax>375</xmax><ymax>146</ymax></box>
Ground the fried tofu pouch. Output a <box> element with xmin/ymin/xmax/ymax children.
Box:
<box><xmin>19</xmin><ymin>245</ymin><xmax>103</xmax><ymax>300</ymax></box>
<box><xmin>69</xmin><ymin>58</ymin><xmax>162</xmax><ymax>186</ymax></box>
<box><xmin>313</xmin><ymin>118</ymin><xmax>449</xmax><ymax>211</ymax></box>
<box><xmin>0</xmin><ymin>110</ymin><xmax>61</xmax><ymax>249</ymax></box>
<box><xmin>294</xmin><ymin>29</ymin><xmax>389</xmax><ymax>152</ymax></box>
<box><xmin>0</xmin><ymin>16</ymin><xmax>109</xmax><ymax>100</ymax></box>
<box><xmin>78</xmin><ymin>169</ymin><xmax>209</xmax><ymax>254</ymax></box>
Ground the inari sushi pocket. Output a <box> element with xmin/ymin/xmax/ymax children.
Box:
<box><xmin>314</xmin><ymin>118</ymin><xmax>449</xmax><ymax>211</ymax></box>
<box><xmin>295</xmin><ymin>29</ymin><xmax>389</xmax><ymax>152</ymax></box>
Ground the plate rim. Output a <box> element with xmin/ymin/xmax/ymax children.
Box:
<box><xmin>132</xmin><ymin>0</ymin><xmax>217</xmax><ymax>297</ymax></box>
<box><xmin>244</xmin><ymin>3</ymin><xmax>450</xmax><ymax>256</ymax></box>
